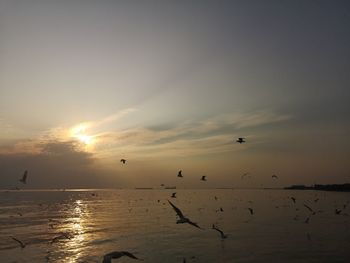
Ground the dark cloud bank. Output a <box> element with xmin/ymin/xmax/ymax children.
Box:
<box><xmin>0</xmin><ymin>141</ymin><xmax>120</xmax><ymax>189</ymax></box>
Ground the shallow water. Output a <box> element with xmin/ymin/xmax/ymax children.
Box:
<box><xmin>0</xmin><ymin>189</ymin><xmax>350</xmax><ymax>262</ymax></box>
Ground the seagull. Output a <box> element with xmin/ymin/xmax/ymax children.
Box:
<box><xmin>171</xmin><ymin>192</ymin><xmax>177</xmax><ymax>198</ymax></box>
<box><xmin>11</xmin><ymin>237</ymin><xmax>25</xmax><ymax>248</ymax></box>
<box><xmin>168</xmin><ymin>200</ymin><xmax>203</xmax><ymax>229</ymax></box>
<box><xmin>201</xmin><ymin>175</ymin><xmax>207</xmax><ymax>181</ymax></box>
<box><xmin>120</xmin><ymin>159</ymin><xmax>127</xmax><ymax>164</ymax></box>
<box><xmin>177</xmin><ymin>170</ymin><xmax>183</xmax><ymax>178</ymax></box>
<box><xmin>248</xmin><ymin>208</ymin><xmax>254</xmax><ymax>215</ymax></box>
<box><xmin>212</xmin><ymin>224</ymin><xmax>228</xmax><ymax>239</ymax></box>
<box><xmin>50</xmin><ymin>233</ymin><xmax>72</xmax><ymax>244</ymax></box>
<box><xmin>19</xmin><ymin>170</ymin><xmax>28</xmax><ymax>184</ymax></box>
<box><xmin>271</xmin><ymin>175</ymin><xmax>278</xmax><ymax>179</ymax></box>
<box><xmin>290</xmin><ymin>197</ymin><xmax>296</xmax><ymax>203</ymax></box>
<box><xmin>102</xmin><ymin>251</ymin><xmax>143</xmax><ymax>262</ymax></box>
<box><xmin>236</xmin><ymin>137</ymin><xmax>246</xmax><ymax>143</ymax></box>
<box><xmin>335</xmin><ymin>209</ymin><xmax>342</xmax><ymax>215</ymax></box>
<box><xmin>241</xmin><ymin>173</ymin><xmax>250</xmax><ymax>179</ymax></box>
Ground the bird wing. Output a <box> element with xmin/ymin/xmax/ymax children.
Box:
<box><xmin>168</xmin><ymin>200</ymin><xmax>185</xmax><ymax>219</ymax></box>
<box><xmin>303</xmin><ymin>204</ymin><xmax>313</xmax><ymax>212</ymax></box>
<box><xmin>11</xmin><ymin>237</ymin><xmax>25</xmax><ymax>248</ymax></box>
<box><xmin>187</xmin><ymin>220</ymin><xmax>203</xmax><ymax>229</ymax></box>
<box><xmin>213</xmin><ymin>226</ymin><xmax>224</xmax><ymax>236</ymax></box>
<box><xmin>122</xmin><ymin>251</ymin><xmax>142</xmax><ymax>260</ymax></box>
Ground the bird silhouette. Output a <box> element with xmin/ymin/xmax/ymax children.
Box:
<box><xmin>168</xmin><ymin>200</ymin><xmax>203</xmax><ymax>229</ymax></box>
<box><xmin>241</xmin><ymin>173</ymin><xmax>250</xmax><ymax>179</ymax></box>
<box><xmin>201</xmin><ymin>175</ymin><xmax>207</xmax><ymax>181</ymax></box>
<box><xmin>335</xmin><ymin>209</ymin><xmax>342</xmax><ymax>215</ymax></box>
<box><xmin>177</xmin><ymin>170</ymin><xmax>183</xmax><ymax>178</ymax></box>
<box><xmin>271</xmin><ymin>175</ymin><xmax>278</xmax><ymax>179</ymax></box>
<box><xmin>171</xmin><ymin>192</ymin><xmax>177</xmax><ymax>198</ymax></box>
<box><xmin>103</xmin><ymin>251</ymin><xmax>143</xmax><ymax>262</ymax></box>
<box><xmin>19</xmin><ymin>170</ymin><xmax>28</xmax><ymax>184</ymax></box>
<box><xmin>290</xmin><ymin>197</ymin><xmax>296</xmax><ymax>203</ymax></box>
<box><xmin>248</xmin><ymin>208</ymin><xmax>254</xmax><ymax>215</ymax></box>
<box><xmin>236</xmin><ymin>137</ymin><xmax>246</xmax><ymax>143</ymax></box>
<box><xmin>120</xmin><ymin>159</ymin><xmax>127</xmax><ymax>164</ymax></box>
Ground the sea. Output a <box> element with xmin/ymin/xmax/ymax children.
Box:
<box><xmin>0</xmin><ymin>189</ymin><xmax>349</xmax><ymax>262</ymax></box>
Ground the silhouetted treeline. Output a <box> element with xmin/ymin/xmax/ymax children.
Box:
<box><xmin>285</xmin><ymin>184</ymin><xmax>350</xmax><ymax>192</ymax></box>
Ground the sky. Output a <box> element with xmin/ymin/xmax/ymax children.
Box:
<box><xmin>1</xmin><ymin>0</ymin><xmax>349</xmax><ymax>189</ymax></box>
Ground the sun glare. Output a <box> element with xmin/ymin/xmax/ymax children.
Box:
<box><xmin>70</xmin><ymin>123</ymin><xmax>95</xmax><ymax>146</ymax></box>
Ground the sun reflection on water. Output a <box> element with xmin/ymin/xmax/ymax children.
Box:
<box><xmin>59</xmin><ymin>199</ymin><xmax>91</xmax><ymax>263</ymax></box>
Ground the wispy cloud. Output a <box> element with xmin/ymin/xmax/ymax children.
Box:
<box><xmin>93</xmin><ymin>110</ymin><xmax>291</xmax><ymax>158</ymax></box>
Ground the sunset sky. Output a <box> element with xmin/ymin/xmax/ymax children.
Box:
<box><xmin>1</xmin><ymin>0</ymin><xmax>349</xmax><ymax>188</ymax></box>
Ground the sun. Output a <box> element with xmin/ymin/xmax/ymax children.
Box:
<box><xmin>70</xmin><ymin>123</ymin><xmax>95</xmax><ymax>146</ymax></box>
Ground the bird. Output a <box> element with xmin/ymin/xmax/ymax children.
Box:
<box><xmin>19</xmin><ymin>170</ymin><xmax>28</xmax><ymax>184</ymax></box>
<box><xmin>11</xmin><ymin>237</ymin><xmax>25</xmax><ymax>248</ymax></box>
<box><xmin>177</xmin><ymin>170</ymin><xmax>183</xmax><ymax>178</ymax></box>
<box><xmin>171</xmin><ymin>192</ymin><xmax>177</xmax><ymax>198</ymax></box>
<box><xmin>271</xmin><ymin>175</ymin><xmax>278</xmax><ymax>179</ymax></box>
<box><xmin>241</xmin><ymin>173</ymin><xmax>250</xmax><ymax>179</ymax></box>
<box><xmin>290</xmin><ymin>197</ymin><xmax>296</xmax><ymax>203</ymax></box>
<box><xmin>314</xmin><ymin>198</ymin><xmax>319</xmax><ymax>203</ymax></box>
<box><xmin>304</xmin><ymin>216</ymin><xmax>310</xmax><ymax>224</ymax></box>
<box><xmin>120</xmin><ymin>159</ymin><xmax>127</xmax><ymax>164</ymax></box>
<box><xmin>201</xmin><ymin>175</ymin><xmax>207</xmax><ymax>181</ymax></box>
<box><xmin>102</xmin><ymin>251</ymin><xmax>143</xmax><ymax>262</ymax></box>
<box><xmin>335</xmin><ymin>209</ymin><xmax>342</xmax><ymax>215</ymax></box>
<box><xmin>212</xmin><ymin>224</ymin><xmax>227</xmax><ymax>239</ymax></box>
<box><xmin>248</xmin><ymin>208</ymin><xmax>254</xmax><ymax>215</ymax></box>
<box><xmin>168</xmin><ymin>200</ymin><xmax>203</xmax><ymax>229</ymax></box>
<box><xmin>236</xmin><ymin>137</ymin><xmax>246</xmax><ymax>143</ymax></box>
<box><xmin>50</xmin><ymin>233</ymin><xmax>72</xmax><ymax>244</ymax></box>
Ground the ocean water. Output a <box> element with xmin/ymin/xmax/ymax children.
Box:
<box><xmin>0</xmin><ymin>189</ymin><xmax>349</xmax><ymax>263</ymax></box>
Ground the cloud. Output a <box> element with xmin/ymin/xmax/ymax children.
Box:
<box><xmin>94</xmin><ymin>110</ymin><xmax>291</xmax><ymax>159</ymax></box>
<box><xmin>0</xmin><ymin>140</ymin><xmax>120</xmax><ymax>189</ymax></box>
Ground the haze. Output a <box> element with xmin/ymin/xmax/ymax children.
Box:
<box><xmin>1</xmin><ymin>0</ymin><xmax>349</xmax><ymax>189</ymax></box>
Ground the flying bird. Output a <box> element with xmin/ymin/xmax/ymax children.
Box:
<box><xmin>19</xmin><ymin>170</ymin><xmax>28</xmax><ymax>184</ymax></box>
<box><xmin>236</xmin><ymin>137</ymin><xmax>246</xmax><ymax>143</ymax></box>
<box><xmin>271</xmin><ymin>175</ymin><xmax>278</xmax><ymax>179</ymax></box>
<box><xmin>103</xmin><ymin>251</ymin><xmax>143</xmax><ymax>262</ymax></box>
<box><xmin>50</xmin><ymin>233</ymin><xmax>72</xmax><ymax>244</ymax></box>
<box><xmin>171</xmin><ymin>192</ymin><xmax>177</xmax><ymax>198</ymax></box>
<box><xmin>168</xmin><ymin>200</ymin><xmax>202</xmax><ymax>229</ymax></box>
<box><xmin>11</xmin><ymin>237</ymin><xmax>25</xmax><ymax>248</ymax></box>
<box><xmin>335</xmin><ymin>209</ymin><xmax>342</xmax><ymax>215</ymax></box>
<box><xmin>304</xmin><ymin>217</ymin><xmax>310</xmax><ymax>224</ymax></box>
<box><xmin>241</xmin><ymin>173</ymin><xmax>250</xmax><ymax>179</ymax></box>
<box><xmin>290</xmin><ymin>197</ymin><xmax>296</xmax><ymax>203</ymax></box>
<box><xmin>212</xmin><ymin>224</ymin><xmax>228</xmax><ymax>239</ymax></box>
<box><xmin>177</xmin><ymin>170</ymin><xmax>183</xmax><ymax>178</ymax></box>
<box><xmin>120</xmin><ymin>159</ymin><xmax>127</xmax><ymax>164</ymax></box>
<box><xmin>248</xmin><ymin>208</ymin><xmax>254</xmax><ymax>215</ymax></box>
<box><xmin>201</xmin><ymin>175</ymin><xmax>207</xmax><ymax>181</ymax></box>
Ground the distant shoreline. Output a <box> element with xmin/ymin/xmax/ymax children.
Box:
<box><xmin>284</xmin><ymin>184</ymin><xmax>350</xmax><ymax>192</ymax></box>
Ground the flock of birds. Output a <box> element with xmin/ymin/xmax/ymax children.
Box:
<box><xmin>6</xmin><ymin>137</ymin><xmax>349</xmax><ymax>262</ymax></box>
